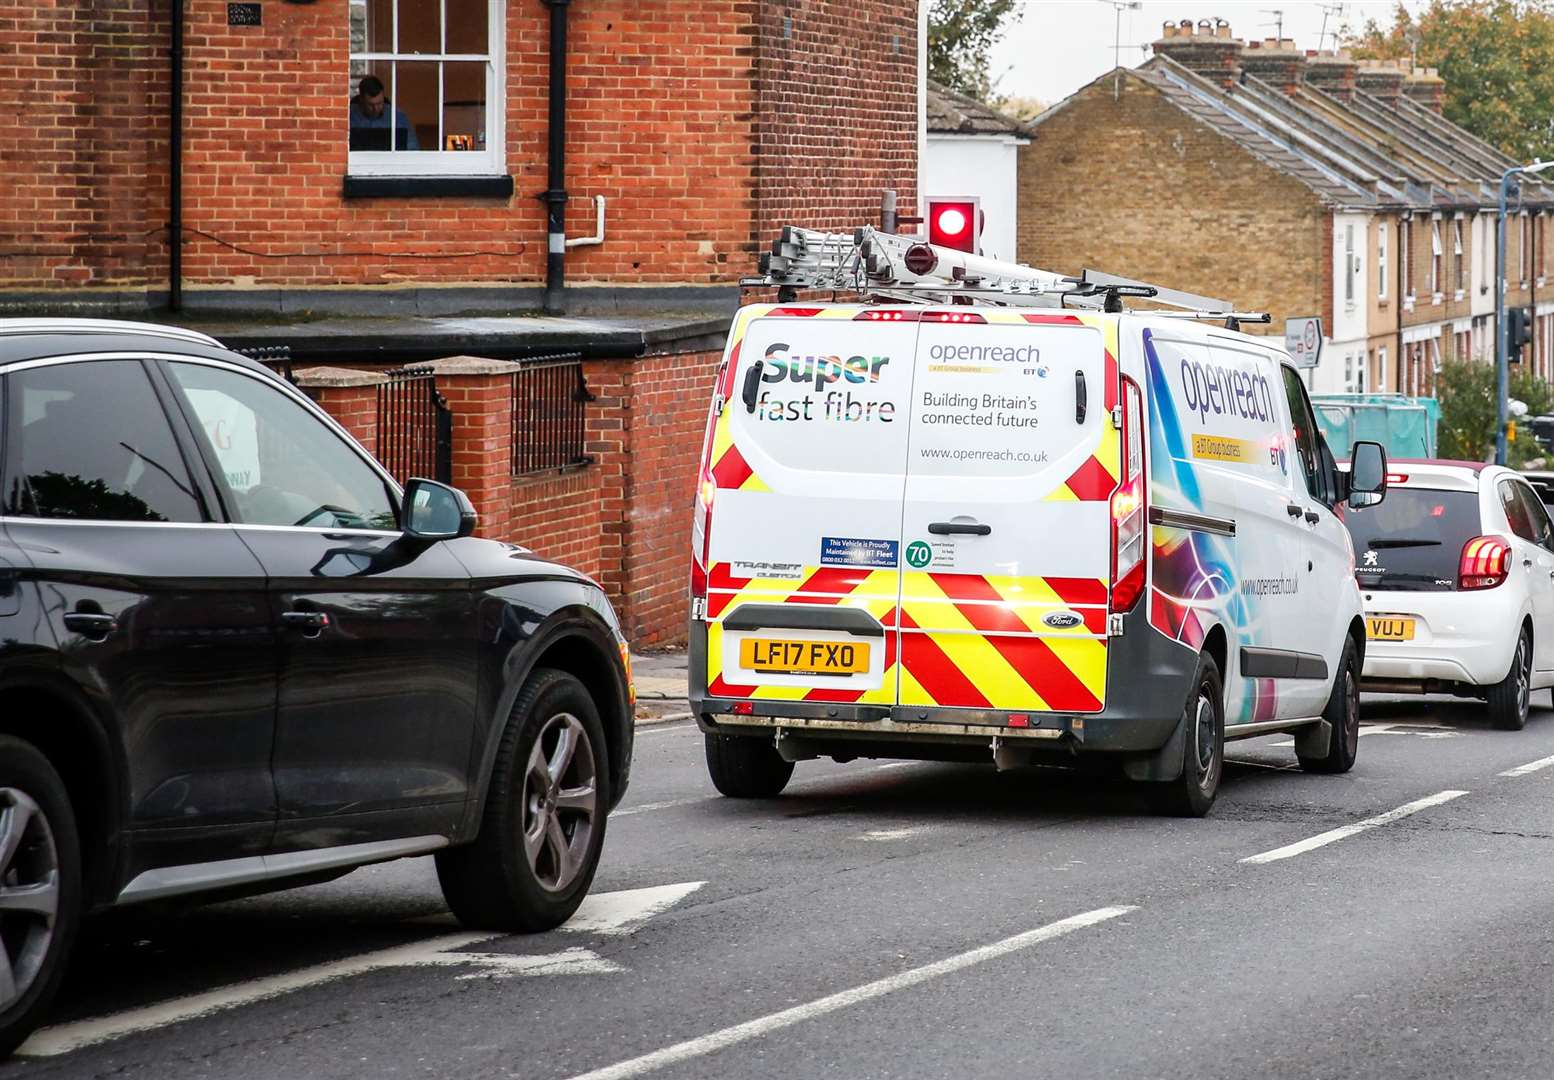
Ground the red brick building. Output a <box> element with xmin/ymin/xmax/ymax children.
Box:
<box><xmin>2</xmin><ymin>0</ymin><xmax>923</xmax><ymax>644</ymax></box>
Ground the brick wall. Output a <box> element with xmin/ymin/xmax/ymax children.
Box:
<box><xmin>1</xmin><ymin>0</ymin><xmax>169</xmax><ymax>291</ymax></box>
<box><xmin>1017</xmin><ymin>72</ymin><xmax>1326</xmax><ymax>336</ymax></box>
<box><xmin>5</xmin><ymin>0</ymin><xmax>918</xmax><ymax>297</ymax></box>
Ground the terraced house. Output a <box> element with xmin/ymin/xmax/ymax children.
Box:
<box><xmin>1019</xmin><ymin>19</ymin><xmax>1554</xmax><ymax>397</ymax></box>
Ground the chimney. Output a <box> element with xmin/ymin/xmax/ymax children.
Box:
<box><xmin>1404</xmin><ymin>65</ymin><xmax>1446</xmax><ymax>113</ymax></box>
<box><xmin>1355</xmin><ymin>58</ymin><xmax>1407</xmax><ymax>105</ymax></box>
<box><xmin>1304</xmin><ymin>49</ymin><xmax>1358</xmax><ymax>102</ymax></box>
<box><xmin>1240</xmin><ymin>37</ymin><xmax>1305</xmax><ymax>95</ymax></box>
<box><xmin>1153</xmin><ymin>18</ymin><xmax>1244</xmax><ymax>91</ymax></box>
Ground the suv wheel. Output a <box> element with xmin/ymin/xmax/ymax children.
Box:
<box><xmin>1488</xmin><ymin>629</ymin><xmax>1532</xmax><ymax>731</ymax></box>
<box><xmin>0</xmin><ymin>737</ymin><xmax>80</xmax><ymax>1059</ymax></box>
<box><xmin>437</xmin><ymin>669</ymin><xmax>610</xmax><ymax>932</ymax></box>
<box><xmin>1298</xmin><ymin>637</ymin><xmax>1361</xmax><ymax>773</ymax></box>
<box><xmin>1147</xmin><ymin>652</ymin><xmax>1224</xmax><ymax>818</ymax></box>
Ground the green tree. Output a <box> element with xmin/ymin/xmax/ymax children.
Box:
<box><xmin>1347</xmin><ymin>1</ymin><xmax>1554</xmax><ymax>160</ymax></box>
<box><xmin>929</xmin><ymin>0</ymin><xmax>1021</xmax><ymax>100</ymax></box>
<box><xmin>1436</xmin><ymin>360</ymin><xmax>1552</xmax><ymax>465</ymax></box>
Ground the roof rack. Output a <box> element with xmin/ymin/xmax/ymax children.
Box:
<box><xmin>741</xmin><ymin>226</ymin><xmax>1270</xmax><ymax>325</ymax></box>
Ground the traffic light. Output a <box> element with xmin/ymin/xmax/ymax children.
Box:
<box><xmin>926</xmin><ymin>196</ymin><xmax>981</xmax><ymax>254</ymax></box>
<box><xmin>1509</xmin><ymin>306</ymin><xmax>1531</xmax><ymax>363</ymax></box>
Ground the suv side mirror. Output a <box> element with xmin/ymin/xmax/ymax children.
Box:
<box><xmin>1348</xmin><ymin>441</ymin><xmax>1387</xmax><ymax>509</ymax></box>
<box><xmin>403</xmin><ymin>478</ymin><xmax>477</xmax><ymax>540</ymax></box>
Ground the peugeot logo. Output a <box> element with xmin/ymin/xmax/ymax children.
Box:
<box><xmin>1043</xmin><ymin>611</ymin><xmax>1084</xmax><ymax>629</ymax></box>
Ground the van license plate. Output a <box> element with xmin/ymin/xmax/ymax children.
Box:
<box><xmin>1367</xmin><ymin>617</ymin><xmax>1416</xmax><ymax>642</ymax></box>
<box><xmin>741</xmin><ymin>638</ymin><xmax>870</xmax><ymax>675</ymax></box>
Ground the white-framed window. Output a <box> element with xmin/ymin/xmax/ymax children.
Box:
<box><xmin>1453</xmin><ymin>217</ymin><xmax>1465</xmax><ymax>297</ymax></box>
<box><xmin>1377</xmin><ymin>345</ymin><xmax>1388</xmax><ymax>391</ymax></box>
<box><xmin>1430</xmin><ymin>220</ymin><xmax>1443</xmax><ymax>300</ymax></box>
<box><xmin>1377</xmin><ymin>221</ymin><xmax>1388</xmax><ymax>300</ymax></box>
<box><xmin>1402</xmin><ymin>216</ymin><xmax>1414</xmax><ymax>305</ymax></box>
<box><xmin>1520</xmin><ymin>212</ymin><xmax>1530</xmax><ymax>285</ymax></box>
<box><xmin>1344</xmin><ymin>223</ymin><xmax>1356</xmax><ymax>305</ymax></box>
<box><xmin>348</xmin><ymin>0</ymin><xmax>505</xmax><ymax>176</ymax></box>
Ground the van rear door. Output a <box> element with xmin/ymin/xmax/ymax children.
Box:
<box><xmin>896</xmin><ymin>313</ymin><xmax>1116</xmax><ymax>715</ymax></box>
<box><xmin>703</xmin><ymin>307</ymin><xmax>918</xmax><ymax>706</ymax></box>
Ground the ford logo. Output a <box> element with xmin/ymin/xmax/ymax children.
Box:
<box><xmin>1042</xmin><ymin>611</ymin><xmax>1083</xmax><ymax>629</ymax></box>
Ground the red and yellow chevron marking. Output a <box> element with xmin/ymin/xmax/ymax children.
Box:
<box><xmin>706</xmin><ymin>562</ymin><xmax>902</xmax><ymax>705</ymax></box>
<box><xmin>897</xmin><ymin>572</ymin><xmax>1107</xmax><ymax>713</ymax></box>
<box><xmin>706</xmin><ymin>565</ymin><xmax>1108</xmax><ymax>714</ymax></box>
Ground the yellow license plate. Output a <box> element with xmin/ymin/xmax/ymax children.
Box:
<box><xmin>1367</xmin><ymin>616</ymin><xmax>1416</xmax><ymax>642</ymax></box>
<box><xmin>740</xmin><ymin>638</ymin><xmax>870</xmax><ymax>675</ymax></box>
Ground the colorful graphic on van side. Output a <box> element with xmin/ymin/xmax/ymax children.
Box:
<box><xmin>1143</xmin><ymin>330</ymin><xmax>1277</xmax><ymax>724</ymax></box>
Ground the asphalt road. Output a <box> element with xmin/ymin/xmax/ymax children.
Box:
<box><xmin>8</xmin><ymin>693</ymin><xmax>1554</xmax><ymax>1080</ymax></box>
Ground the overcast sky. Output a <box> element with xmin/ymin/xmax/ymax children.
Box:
<box><xmin>988</xmin><ymin>0</ymin><xmax>1429</xmax><ymax>105</ymax></box>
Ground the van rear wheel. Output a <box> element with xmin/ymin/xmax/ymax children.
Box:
<box><xmin>1147</xmin><ymin>653</ymin><xmax>1224</xmax><ymax>818</ymax></box>
<box><xmin>705</xmin><ymin>733</ymin><xmax>794</xmax><ymax>798</ymax></box>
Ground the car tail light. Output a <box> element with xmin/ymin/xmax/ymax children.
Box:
<box><xmin>1459</xmin><ymin>535</ymin><xmax>1511</xmax><ymax>590</ymax></box>
<box><xmin>921</xmin><ymin>311</ymin><xmax>987</xmax><ymax>324</ymax></box>
<box><xmin>1110</xmin><ymin>377</ymin><xmax>1146</xmax><ymax>613</ymax></box>
<box><xmin>1386</xmin><ymin>472</ymin><xmax>1409</xmax><ymax>484</ymax></box>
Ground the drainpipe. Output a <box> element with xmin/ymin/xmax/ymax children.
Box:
<box><xmin>169</xmin><ymin>0</ymin><xmax>184</xmax><ymax>312</ymax></box>
<box><xmin>541</xmin><ymin>0</ymin><xmax>570</xmax><ymax>316</ymax></box>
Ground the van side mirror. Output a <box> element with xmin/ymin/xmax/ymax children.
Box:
<box><xmin>1348</xmin><ymin>441</ymin><xmax>1387</xmax><ymax>509</ymax></box>
<box><xmin>403</xmin><ymin>478</ymin><xmax>477</xmax><ymax>540</ymax></box>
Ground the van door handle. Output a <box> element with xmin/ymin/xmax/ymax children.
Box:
<box><xmin>928</xmin><ymin>521</ymin><xmax>992</xmax><ymax>536</ymax></box>
<box><xmin>1074</xmin><ymin>370</ymin><xmax>1087</xmax><ymax>424</ymax></box>
<box><xmin>1304</xmin><ymin>509</ymin><xmax>1321</xmax><ymax>525</ymax></box>
<box><xmin>62</xmin><ymin>612</ymin><xmax>117</xmax><ymax>640</ymax></box>
<box><xmin>741</xmin><ymin>361</ymin><xmax>764</xmax><ymax>413</ymax></box>
<box><xmin>1286</xmin><ymin>504</ymin><xmax>1305</xmax><ymax>518</ymax></box>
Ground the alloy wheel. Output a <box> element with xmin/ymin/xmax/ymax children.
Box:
<box><xmin>0</xmin><ymin>789</ymin><xmax>59</xmax><ymax>1012</ymax></box>
<box><xmin>1518</xmin><ymin>636</ymin><xmax>1531</xmax><ymax>721</ymax></box>
<box><xmin>521</xmin><ymin>713</ymin><xmax>598</xmax><ymax>893</ymax></box>
<box><xmin>1343</xmin><ymin>665</ymin><xmax>1360</xmax><ymax>759</ymax></box>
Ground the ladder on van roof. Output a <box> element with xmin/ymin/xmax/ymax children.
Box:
<box><xmin>742</xmin><ymin>226</ymin><xmax>1270</xmax><ymax>326</ymax></box>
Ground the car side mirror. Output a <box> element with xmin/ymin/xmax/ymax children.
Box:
<box><xmin>402</xmin><ymin>478</ymin><xmax>477</xmax><ymax>541</ymax></box>
<box><xmin>1348</xmin><ymin>440</ymin><xmax>1387</xmax><ymax>509</ymax></box>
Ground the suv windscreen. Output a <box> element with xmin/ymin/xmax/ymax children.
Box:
<box><xmin>1345</xmin><ymin>487</ymin><xmax>1480</xmax><ymax>592</ymax></box>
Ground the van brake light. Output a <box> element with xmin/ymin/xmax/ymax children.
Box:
<box><xmin>1110</xmin><ymin>376</ymin><xmax>1146</xmax><ymax>614</ymax></box>
<box><xmin>922</xmin><ymin>311</ymin><xmax>987</xmax><ymax>324</ymax></box>
<box><xmin>855</xmin><ymin>309</ymin><xmax>921</xmax><ymax>322</ymax></box>
<box><xmin>1459</xmin><ymin>535</ymin><xmax>1511</xmax><ymax>590</ymax></box>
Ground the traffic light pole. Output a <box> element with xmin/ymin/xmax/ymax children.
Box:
<box><xmin>1497</xmin><ymin>160</ymin><xmax>1554</xmax><ymax>465</ymax></box>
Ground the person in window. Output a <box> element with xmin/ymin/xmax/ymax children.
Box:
<box><xmin>349</xmin><ymin>75</ymin><xmax>418</xmax><ymax>150</ymax></box>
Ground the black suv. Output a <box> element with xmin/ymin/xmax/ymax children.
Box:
<box><xmin>0</xmin><ymin>320</ymin><xmax>634</xmax><ymax>1053</ymax></box>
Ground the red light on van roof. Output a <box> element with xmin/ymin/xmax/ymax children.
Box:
<box><xmin>854</xmin><ymin>309</ymin><xmax>921</xmax><ymax>322</ymax></box>
<box><xmin>922</xmin><ymin>311</ymin><xmax>987</xmax><ymax>324</ymax></box>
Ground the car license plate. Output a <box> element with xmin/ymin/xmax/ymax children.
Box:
<box><xmin>740</xmin><ymin>638</ymin><xmax>869</xmax><ymax>675</ymax></box>
<box><xmin>1367</xmin><ymin>616</ymin><xmax>1416</xmax><ymax>642</ymax></box>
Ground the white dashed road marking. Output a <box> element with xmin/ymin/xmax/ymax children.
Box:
<box><xmin>1499</xmin><ymin>752</ymin><xmax>1554</xmax><ymax>777</ymax></box>
<box><xmin>1241</xmin><ymin>790</ymin><xmax>1469</xmax><ymax>865</ymax></box>
<box><xmin>558</xmin><ymin>905</ymin><xmax>1138</xmax><ymax>1080</ymax></box>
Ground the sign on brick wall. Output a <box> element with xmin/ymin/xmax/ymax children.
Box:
<box><xmin>227</xmin><ymin>4</ymin><xmax>261</xmax><ymax>27</ymax></box>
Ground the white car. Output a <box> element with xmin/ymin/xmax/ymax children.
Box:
<box><xmin>1345</xmin><ymin>460</ymin><xmax>1554</xmax><ymax>729</ymax></box>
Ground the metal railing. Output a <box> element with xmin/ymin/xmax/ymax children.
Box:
<box><xmin>377</xmin><ymin>367</ymin><xmax>453</xmax><ymax>485</ymax></box>
<box><xmin>511</xmin><ymin>353</ymin><xmax>592</xmax><ymax>476</ymax></box>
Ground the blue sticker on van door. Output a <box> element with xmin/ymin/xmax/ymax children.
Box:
<box><xmin>820</xmin><ymin>536</ymin><xmax>900</xmax><ymax>568</ymax></box>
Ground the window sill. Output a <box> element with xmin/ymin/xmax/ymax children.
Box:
<box><xmin>1431</xmin><ymin>293</ymin><xmax>1444</xmax><ymax>306</ymax></box>
<box><xmin>1454</xmin><ymin>291</ymin><xmax>1466</xmax><ymax>302</ymax></box>
<box><xmin>342</xmin><ymin>175</ymin><xmax>515</xmax><ymax>199</ymax></box>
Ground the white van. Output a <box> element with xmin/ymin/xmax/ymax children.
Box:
<box><xmin>689</xmin><ymin>303</ymin><xmax>1388</xmax><ymax>815</ymax></box>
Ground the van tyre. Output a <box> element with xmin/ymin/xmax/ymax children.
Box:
<box><xmin>436</xmin><ymin>669</ymin><xmax>609</xmax><ymax>933</ymax></box>
<box><xmin>0</xmin><ymin>736</ymin><xmax>81</xmax><ymax>1059</ymax></box>
<box><xmin>1488</xmin><ymin>629</ymin><xmax>1532</xmax><ymax>731</ymax></box>
<box><xmin>705</xmin><ymin>733</ymin><xmax>794</xmax><ymax>798</ymax></box>
<box><xmin>1299</xmin><ymin>637</ymin><xmax>1361</xmax><ymax>774</ymax></box>
<box><xmin>1148</xmin><ymin>653</ymin><xmax>1224</xmax><ymax>818</ymax></box>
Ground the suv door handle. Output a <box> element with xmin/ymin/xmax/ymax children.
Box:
<box><xmin>928</xmin><ymin>521</ymin><xmax>992</xmax><ymax>536</ymax></box>
<box><xmin>281</xmin><ymin>610</ymin><xmax>331</xmax><ymax>635</ymax></box>
<box><xmin>1303</xmin><ymin>509</ymin><xmax>1321</xmax><ymax>525</ymax></box>
<box><xmin>62</xmin><ymin>612</ymin><xmax>117</xmax><ymax>640</ymax></box>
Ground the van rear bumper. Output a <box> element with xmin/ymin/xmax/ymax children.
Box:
<box><xmin>687</xmin><ymin>602</ymin><xmax>1197</xmax><ymax>756</ymax></box>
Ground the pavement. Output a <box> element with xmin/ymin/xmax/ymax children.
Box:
<box><xmin>632</xmin><ymin>648</ymin><xmax>692</xmax><ymax>723</ymax></box>
<box><xmin>10</xmin><ymin>692</ymin><xmax>1554</xmax><ymax>1079</ymax></box>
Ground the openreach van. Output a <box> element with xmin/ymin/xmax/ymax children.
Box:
<box><xmin>689</xmin><ymin>227</ymin><xmax>1389</xmax><ymax>816</ymax></box>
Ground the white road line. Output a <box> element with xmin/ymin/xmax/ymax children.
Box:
<box><xmin>563</xmin><ymin>882</ymin><xmax>705</xmax><ymax>936</ymax></box>
<box><xmin>559</xmin><ymin>905</ymin><xmax>1137</xmax><ymax>1080</ymax></box>
<box><xmin>1499</xmin><ymin>753</ymin><xmax>1554</xmax><ymax>778</ymax></box>
<box><xmin>857</xmin><ymin>826</ymin><xmax>930</xmax><ymax>841</ymax></box>
<box><xmin>613</xmin><ymin>798</ymin><xmax>709</xmax><ymax>817</ymax></box>
<box><xmin>1241</xmin><ymin>790</ymin><xmax>1469</xmax><ymax>865</ymax></box>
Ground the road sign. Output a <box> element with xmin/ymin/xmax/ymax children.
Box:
<box><xmin>1285</xmin><ymin>316</ymin><xmax>1324</xmax><ymax>369</ymax></box>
